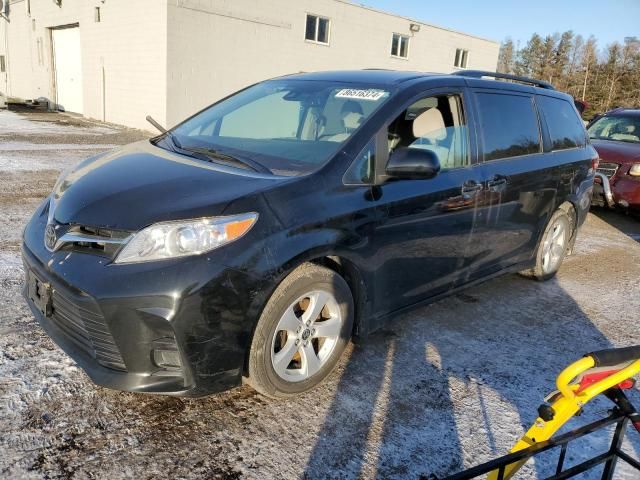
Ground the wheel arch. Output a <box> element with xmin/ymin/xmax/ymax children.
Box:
<box><xmin>241</xmin><ymin>250</ymin><xmax>372</xmax><ymax>376</ymax></box>
<box><xmin>308</xmin><ymin>255</ymin><xmax>370</xmax><ymax>339</ymax></box>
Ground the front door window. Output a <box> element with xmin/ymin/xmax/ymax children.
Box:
<box><xmin>388</xmin><ymin>94</ymin><xmax>469</xmax><ymax>171</ymax></box>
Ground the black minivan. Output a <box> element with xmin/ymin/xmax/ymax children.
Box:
<box><xmin>23</xmin><ymin>70</ymin><xmax>597</xmax><ymax>398</ymax></box>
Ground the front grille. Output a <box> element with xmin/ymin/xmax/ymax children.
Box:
<box><xmin>597</xmin><ymin>162</ymin><xmax>619</xmax><ymax>178</ymax></box>
<box><xmin>51</xmin><ymin>289</ymin><xmax>127</xmax><ymax>371</ymax></box>
<box><xmin>57</xmin><ymin>224</ymin><xmax>131</xmax><ymax>258</ymax></box>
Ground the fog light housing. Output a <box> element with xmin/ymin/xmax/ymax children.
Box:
<box><xmin>153</xmin><ymin>349</ymin><xmax>181</xmax><ymax>370</ymax></box>
<box><xmin>152</xmin><ymin>337</ymin><xmax>182</xmax><ymax>371</ymax></box>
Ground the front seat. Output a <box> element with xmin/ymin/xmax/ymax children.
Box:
<box><xmin>611</xmin><ymin>124</ymin><xmax>639</xmax><ymax>142</ymax></box>
<box><xmin>411</xmin><ymin>108</ymin><xmax>450</xmax><ymax>164</ymax></box>
<box><xmin>324</xmin><ymin>113</ymin><xmax>364</xmax><ymax>142</ymax></box>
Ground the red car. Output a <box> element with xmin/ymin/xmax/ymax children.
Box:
<box><xmin>588</xmin><ymin>108</ymin><xmax>640</xmax><ymax>212</ymax></box>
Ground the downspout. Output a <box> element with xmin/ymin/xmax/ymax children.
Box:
<box><xmin>100</xmin><ymin>57</ymin><xmax>106</xmax><ymax>121</ymax></box>
<box><xmin>2</xmin><ymin>13</ymin><xmax>10</xmax><ymax>96</ymax></box>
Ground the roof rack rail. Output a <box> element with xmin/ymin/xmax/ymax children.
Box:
<box><xmin>452</xmin><ymin>70</ymin><xmax>555</xmax><ymax>90</ymax></box>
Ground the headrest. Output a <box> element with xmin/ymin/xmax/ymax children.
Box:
<box><xmin>413</xmin><ymin>108</ymin><xmax>446</xmax><ymax>141</ymax></box>
<box><xmin>343</xmin><ymin>111</ymin><xmax>363</xmax><ymax>130</ymax></box>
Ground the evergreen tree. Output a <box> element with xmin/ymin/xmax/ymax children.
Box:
<box><xmin>540</xmin><ymin>34</ymin><xmax>558</xmax><ymax>81</ymax></box>
<box><xmin>503</xmin><ymin>32</ymin><xmax>640</xmax><ymax>118</ymax></box>
<box><xmin>497</xmin><ymin>38</ymin><xmax>515</xmax><ymax>74</ymax></box>
<box><xmin>516</xmin><ymin>33</ymin><xmax>543</xmax><ymax>77</ymax></box>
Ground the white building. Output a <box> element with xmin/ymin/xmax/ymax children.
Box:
<box><xmin>0</xmin><ymin>0</ymin><xmax>499</xmax><ymax>130</ymax></box>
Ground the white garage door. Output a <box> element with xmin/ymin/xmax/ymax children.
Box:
<box><xmin>52</xmin><ymin>27</ymin><xmax>83</xmax><ymax>114</ymax></box>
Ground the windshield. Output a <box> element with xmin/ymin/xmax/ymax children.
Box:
<box><xmin>588</xmin><ymin>115</ymin><xmax>640</xmax><ymax>144</ymax></box>
<box><xmin>169</xmin><ymin>80</ymin><xmax>391</xmax><ymax>175</ymax></box>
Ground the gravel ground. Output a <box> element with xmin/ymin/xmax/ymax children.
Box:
<box><xmin>1</xmin><ymin>109</ymin><xmax>640</xmax><ymax>480</ymax></box>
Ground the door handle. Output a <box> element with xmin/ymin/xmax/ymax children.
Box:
<box><xmin>461</xmin><ymin>180</ymin><xmax>483</xmax><ymax>195</ymax></box>
<box><xmin>487</xmin><ymin>175</ymin><xmax>508</xmax><ymax>191</ymax></box>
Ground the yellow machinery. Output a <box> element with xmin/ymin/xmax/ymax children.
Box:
<box><xmin>448</xmin><ymin>346</ymin><xmax>640</xmax><ymax>480</ymax></box>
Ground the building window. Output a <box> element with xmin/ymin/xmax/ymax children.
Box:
<box><xmin>454</xmin><ymin>48</ymin><xmax>469</xmax><ymax>68</ymax></box>
<box><xmin>0</xmin><ymin>55</ymin><xmax>5</xmax><ymax>73</ymax></box>
<box><xmin>391</xmin><ymin>33</ymin><xmax>409</xmax><ymax>58</ymax></box>
<box><xmin>305</xmin><ymin>14</ymin><xmax>330</xmax><ymax>44</ymax></box>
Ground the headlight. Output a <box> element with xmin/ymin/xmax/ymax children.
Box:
<box><xmin>114</xmin><ymin>213</ymin><xmax>258</xmax><ymax>264</ymax></box>
<box><xmin>629</xmin><ymin>164</ymin><xmax>640</xmax><ymax>177</ymax></box>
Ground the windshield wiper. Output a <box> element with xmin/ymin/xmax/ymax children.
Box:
<box><xmin>165</xmin><ymin>131</ymin><xmax>182</xmax><ymax>150</ymax></box>
<box><xmin>180</xmin><ymin>146</ymin><xmax>271</xmax><ymax>174</ymax></box>
<box><xmin>157</xmin><ymin>132</ymin><xmax>271</xmax><ymax>174</ymax></box>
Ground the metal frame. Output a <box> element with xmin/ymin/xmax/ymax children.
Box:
<box><xmin>444</xmin><ymin>409</ymin><xmax>640</xmax><ymax>480</ymax></box>
<box><xmin>594</xmin><ymin>172</ymin><xmax>616</xmax><ymax>207</ymax></box>
<box><xmin>452</xmin><ymin>70</ymin><xmax>555</xmax><ymax>90</ymax></box>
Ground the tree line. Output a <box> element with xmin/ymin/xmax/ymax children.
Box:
<box><xmin>497</xmin><ymin>32</ymin><xmax>640</xmax><ymax>119</ymax></box>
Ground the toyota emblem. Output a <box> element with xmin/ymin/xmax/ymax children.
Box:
<box><xmin>44</xmin><ymin>224</ymin><xmax>57</xmax><ymax>251</ymax></box>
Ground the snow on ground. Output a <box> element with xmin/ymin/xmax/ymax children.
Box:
<box><xmin>0</xmin><ymin>109</ymin><xmax>148</xmax><ymax>172</ymax></box>
<box><xmin>0</xmin><ymin>110</ymin><xmax>118</xmax><ymax>136</ymax></box>
<box><xmin>0</xmin><ymin>142</ymin><xmax>120</xmax><ymax>151</ymax></box>
<box><xmin>1</xmin><ymin>109</ymin><xmax>640</xmax><ymax>479</ymax></box>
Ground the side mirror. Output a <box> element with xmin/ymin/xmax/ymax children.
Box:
<box><xmin>386</xmin><ymin>147</ymin><xmax>440</xmax><ymax>180</ymax></box>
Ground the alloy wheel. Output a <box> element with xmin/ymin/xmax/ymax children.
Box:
<box><xmin>271</xmin><ymin>290</ymin><xmax>343</xmax><ymax>382</ymax></box>
<box><xmin>541</xmin><ymin>216</ymin><xmax>569</xmax><ymax>274</ymax></box>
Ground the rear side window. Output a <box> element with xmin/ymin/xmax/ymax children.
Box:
<box><xmin>537</xmin><ymin>96</ymin><xmax>586</xmax><ymax>150</ymax></box>
<box><xmin>476</xmin><ymin>93</ymin><xmax>541</xmax><ymax>161</ymax></box>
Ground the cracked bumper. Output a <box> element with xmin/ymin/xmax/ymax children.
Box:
<box><xmin>22</xmin><ymin>211</ymin><xmax>265</xmax><ymax>397</ymax></box>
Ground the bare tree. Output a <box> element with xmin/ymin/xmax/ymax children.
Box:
<box><xmin>581</xmin><ymin>36</ymin><xmax>598</xmax><ymax>102</ymax></box>
<box><xmin>565</xmin><ymin>34</ymin><xmax>584</xmax><ymax>94</ymax></box>
<box><xmin>603</xmin><ymin>43</ymin><xmax>622</xmax><ymax>111</ymax></box>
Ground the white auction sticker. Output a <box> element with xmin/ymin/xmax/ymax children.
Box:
<box><xmin>335</xmin><ymin>89</ymin><xmax>387</xmax><ymax>101</ymax></box>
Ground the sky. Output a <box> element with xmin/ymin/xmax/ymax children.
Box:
<box><xmin>360</xmin><ymin>0</ymin><xmax>639</xmax><ymax>48</ymax></box>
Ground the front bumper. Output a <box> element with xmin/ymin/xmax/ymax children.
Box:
<box><xmin>22</xmin><ymin>206</ymin><xmax>266</xmax><ymax>397</ymax></box>
<box><xmin>593</xmin><ymin>172</ymin><xmax>640</xmax><ymax>211</ymax></box>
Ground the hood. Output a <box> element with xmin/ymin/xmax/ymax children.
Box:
<box><xmin>51</xmin><ymin>140</ymin><xmax>291</xmax><ymax>230</ymax></box>
<box><xmin>592</xmin><ymin>139</ymin><xmax>640</xmax><ymax>165</ymax></box>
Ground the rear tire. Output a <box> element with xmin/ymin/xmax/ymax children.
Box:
<box><xmin>246</xmin><ymin>263</ymin><xmax>354</xmax><ymax>399</ymax></box>
<box><xmin>520</xmin><ymin>207</ymin><xmax>573</xmax><ymax>282</ymax></box>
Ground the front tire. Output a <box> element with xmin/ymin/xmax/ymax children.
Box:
<box><xmin>520</xmin><ymin>207</ymin><xmax>573</xmax><ymax>281</ymax></box>
<box><xmin>246</xmin><ymin>263</ymin><xmax>354</xmax><ymax>398</ymax></box>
